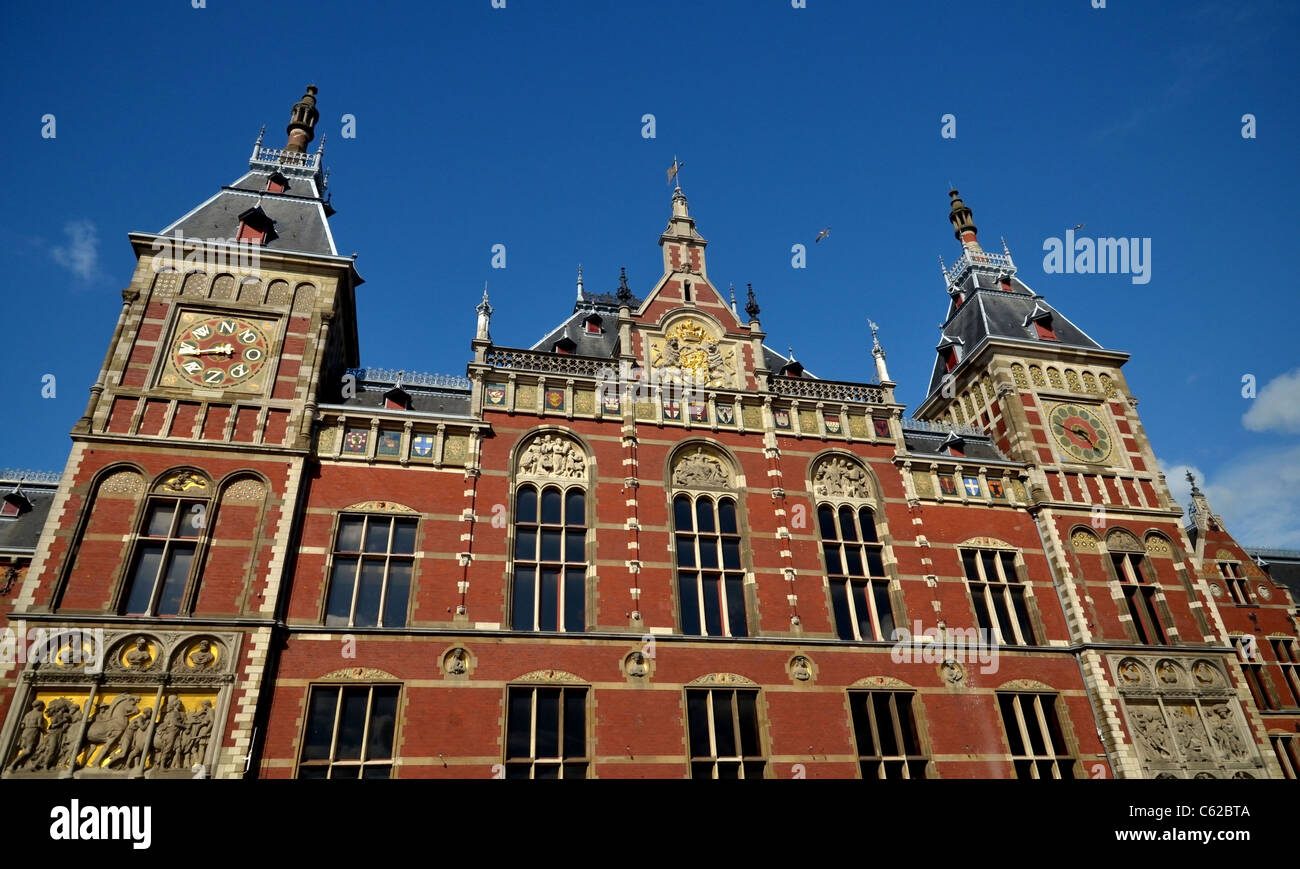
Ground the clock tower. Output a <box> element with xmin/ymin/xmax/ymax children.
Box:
<box><xmin>914</xmin><ymin>191</ymin><xmax>1280</xmax><ymax>778</ymax></box>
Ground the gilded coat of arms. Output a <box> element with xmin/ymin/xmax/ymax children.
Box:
<box><xmin>649</xmin><ymin>319</ymin><xmax>735</xmax><ymax>388</ymax></box>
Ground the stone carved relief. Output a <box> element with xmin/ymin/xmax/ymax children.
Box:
<box><xmin>850</xmin><ymin>676</ymin><xmax>913</xmax><ymax>690</ymax></box>
<box><xmin>515</xmin><ymin>669</ymin><xmax>585</xmax><ymax>683</ymax></box>
<box><xmin>789</xmin><ymin>656</ymin><xmax>813</xmax><ymax>682</ymax></box>
<box><xmin>940</xmin><ymin>660</ymin><xmax>966</xmax><ymax>688</ymax></box>
<box><xmin>443</xmin><ymin>648</ymin><xmax>470</xmax><ymax>677</ymax></box>
<box><xmin>1117</xmin><ymin>657</ymin><xmax>1148</xmax><ymax>687</ymax></box>
<box><xmin>1167</xmin><ymin>706</ymin><xmax>1212</xmax><ymax>763</ymax></box>
<box><xmin>1206</xmin><ymin>705</ymin><xmax>1248</xmax><ymax>761</ymax></box>
<box><xmin>157</xmin><ymin>470</ymin><xmax>209</xmax><ymax>494</ymax></box>
<box><xmin>672</xmin><ymin>447</ymin><xmax>731</xmax><ymax>488</ymax></box>
<box><xmin>4</xmin><ymin>630</ymin><xmax>237</xmax><ymax>778</ymax></box>
<box><xmin>688</xmin><ymin>672</ymin><xmax>756</xmax><ymax>686</ymax></box>
<box><xmin>624</xmin><ymin>652</ymin><xmax>649</xmax><ymax>679</ymax></box>
<box><xmin>517</xmin><ymin>435</ymin><xmax>587</xmax><ymax>481</ymax></box>
<box><xmin>1128</xmin><ymin>705</ymin><xmax>1174</xmax><ymax>760</ymax></box>
<box><xmin>99</xmin><ymin>470</ymin><xmax>143</xmax><ymax>497</ymax></box>
<box><xmin>812</xmin><ymin>456</ymin><xmax>871</xmax><ymax>500</ymax></box>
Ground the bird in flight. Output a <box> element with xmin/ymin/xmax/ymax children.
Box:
<box><xmin>1069</xmin><ymin>223</ymin><xmax>1085</xmax><ymax>232</ymax></box>
<box><xmin>815</xmin><ymin>227</ymin><xmax>831</xmax><ymax>243</ymax></box>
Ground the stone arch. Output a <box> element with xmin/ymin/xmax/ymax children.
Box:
<box><xmin>1047</xmin><ymin>367</ymin><xmax>1064</xmax><ymax>389</ymax></box>
<box><xmin>666</xmin><ymin>439</ymin><xmax>739</xmax><ymax>491</ymax></box>
<box><xmin>512</xmin><ymin>428</ymin><xmax>592</xmax><ymax>483</ymax></box>
<box><xmin>808</xmin><ymin>450</ymin><xmax>878</xmax><ymax>502</ymax></box>
<box><xmin>1069</xmin><ymin>526</ymin><xmax>1100</xmax><ymax>552</ymax></box>
<box><xmin>1011</xmin><ymin>363</ymin><xmax>1028</xmax><ymax>389</ymax></box>
<box><xmin>237</xmin><ymin>275</ymin><xmax>264</xmax><ymax>304</ymax></box>
<box><xmin>997</xmin><ymin>679</ymin><xmax>1055</xmax><ymax>691</ymax></box>
<box><xmin>181</xmin><ymin>271</ymin><xmax>208</xmax><ymax>297</ymax></box>
<box><xmin>1143</xmin><ymin>532</ymin><xmax>1173</xmax><ymax>557</ymax></box>
<box><xmin>265</xmin><ymin>279</ymin><xmax>291</xmax><ymax>306</ymax></box>
<box><xmin>291</xmin><ymin>281</ymin><xmax>317</xmax><ymax>313</ymax></box>
<box><xmin>849</xmin><ymin>676</ymin><xmax>914</xmax><ymax>690</ymax></box>
<box><xmin>209</xmin><ymin>273</ymin><xmax>236</xmax><ymax>300</ymax></box>
<box><xmin>1104</xmin><ymin>527</ymin><xmax>1143</xmax><ymax>552</ymax></box>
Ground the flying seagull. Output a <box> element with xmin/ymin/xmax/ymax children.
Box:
<box><xmin>815</xmin><ymin>227</ymin><xmax>831</xmax><ymax>243</ymax></box>
<box><xmin>1069</xmin><ymin>223</ymin><xmax>1085</xmax><ymax>232</ymax></box>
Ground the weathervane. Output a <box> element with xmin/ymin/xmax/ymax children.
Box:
<box><xmin>667</xmin><ymin>155</ymin><xmax>685</xmax><ymax>189</ymax></box>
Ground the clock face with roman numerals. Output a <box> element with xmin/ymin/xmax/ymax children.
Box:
<box><xmin>163</xmin><ymin>313</ymin><xmax>275</xmax><ymax>393</ymax></box>
<box><xmin>1047</xmin><ymin>403</ymin><xmax>1113</xmax><ymax>464</ymax></box>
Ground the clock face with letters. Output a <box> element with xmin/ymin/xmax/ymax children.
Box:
<box><xmin>162</xmin><ymin>312</ymin><xmax>276</xmax><ymax>393</ymax></box>
<box><xmin>1047</xmin><ymin>403</ymin><xmax>1113</xmax><ymax>464</ymax></box>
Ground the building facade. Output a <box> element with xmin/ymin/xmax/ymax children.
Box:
<box><xmin>1</xmin><ymin>88</ymin><xmax>1297</xmax><ymax>779</ymax></box>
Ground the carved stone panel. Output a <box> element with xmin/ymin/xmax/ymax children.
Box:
<box><xmin>811</xmin><ymin>455</ymin><xmax>872</xmax><ymax>500</ymax></box>
<box><xmin>517</xmin><ymin>433</ymin><xmax>587</xmax><ymax>481</ymax></box>
<box><xmin>671</xmin><ymin>446</ymin><xmax>732</xmax><ymax>489</ymax></box>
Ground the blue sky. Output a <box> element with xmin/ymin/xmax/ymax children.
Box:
<box><xmin>1</xmin><ymin>0</ymin><xmax>1297</xmax><ymax>545</ymax></box>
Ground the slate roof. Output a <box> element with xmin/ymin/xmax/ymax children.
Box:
<box><xmin>899</xmin><ymin>420</ymin><xmax>1015</xmax><ymax>464</ymax></box>
<box><xmin>331</xmin><ymin>369</ymin><xmax>473</xmax><ymax>418</ymax></box>
<box><xmin>160</xmin><ymin>167</ymin><xmax>336</xmax><ymax>257</ymax></box>
<box><xmin>1245</xmin><ymin>548</ymin><xmax>1300</xmax><ymax>606</ymax></box>
<box><xmin>0</xmin><ymin>477</ymin><xmax>58</xmax><ymax>555</ymax></box>
<box><xmin>925</xmin><ymin>272</ymin><xmax>1107</xmax><ymax>396</ymax></box>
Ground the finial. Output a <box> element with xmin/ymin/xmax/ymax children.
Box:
<box><xmin>255</xmin><ymin>125</ymin><xmax>265</xmax><ymax>147</ymax></box>
<box><xmin>667</xmin><ymin>155</ymin><xmax>685</xmax><ymax>189</ymax></box>
<box><xmin>744</xmin><ymin>283</ymin><xmax>760</xmax><ymax>320</ymax></box>
<box><xmin>948</xmin><ymin>187</ymin><xmax>980</xmax><ymax>249</ymax></box>
<box><xmin>1185</xmin><ymin>470</ymin><xmax>1201</xmax><ymax>495</ymax></box>
<box><xmin>616</xmin><ymin>267</ymin><xmax>633</xmax><ymax>304</ymax></box>
<box><xmin>576</xmin><ymin>264</ymin><xmax>584</xmax><ymax>300</ymax></box>
<box><xmin>1001</xmin><ymin>236</ymin><xmax>1010</xmax><ymax>256</ymax></box>
<box><xmin>868</xmin><ymin>319</ymin><xmax>881</xmax><ymax>351</ymax></box>
<box><xmin>729</xmin><ymin>283</ymin><xmax>737</xmax><ymax>312</ymax></box>
<box><xmin>787</xmin><ymin>346</ymin><xmax>796</xmax><ymax>362</ymax></box>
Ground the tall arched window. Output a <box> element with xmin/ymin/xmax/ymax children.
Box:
<box><xmin>674</xmin><ymin>493</ymin><xmax>746</xmax><ymax>637</ymax></box>
<box><xmin>811</xmin><ymin>455</ymin><xmax>896</xmax><ymax>642</ymax></box>
<box><xmin>510</xmin><ymin>433</ymin><xmax>588</xmax><ymax>632</ymax></box>
<box><xmin>670</xmin><ymin>445</ymin><xmax>746</xmax><ymax>638</ymax></box>
<box><xmin>119</xmin><ymin>470</ymin><xmax>212</xmax><ymax>616</ymax></box>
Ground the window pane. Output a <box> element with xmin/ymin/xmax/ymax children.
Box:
<box><xmin>676</xmin><ymin>536</ymin><xmax>696</xmax><ymax>568</ymax></box>
<box><xmin>896</xmin><ymin>695</ymin><xmax>920</xmax><ymax>755</ymax></box>
<box><xmin>534</xmin><ymin>763</ymin><xmax>559</xmax><ymax>779</ymax></box>
<box><xmin>516</xmin><ymin>486</ymin><xmax>537</xmax><ymax>524</ymax></box>
<box><xmin>563</xmin><ymin>569</ymin><xmax>584</xmax><ymax>632</ymax></box>
<box><xmin>539</xmin><ymin>569</ymin><xmax>559</xmax><ymax>631</ymax></box>
<box><xmin>536</xmin><ymin>688</ymin><xmax>561</xmax><ymax>757</ymax></box>
<box><xmin>873</xmin><ymin>582</ymin><xmax>896</xmax><ymax>641</ymax></box>
<box><xmin>145</xmin><ymin>501</ymin><xmax>176</xmax><ymax>537</ymax></box>
<box><xmin>823</xmin><ymin>543</ymin><xmax>843</xmax><ymax>576</ymax></box>
<box><xmin>363</xmin><ymin>518</ymin><xmax>391</xmax><ymax>553</ymax></box>
<box><xmin>817</xmin><ymin>505</ymin><xmax>837</xmax><ymax>541</ymax></box>
<box><xmin>1025</xmin><ymin>699</ymin><xmax>1048</xmax><ymax>755</ymax></box>
<box><xmin>176</xmin><ymin>501</ymin><xmax>204</xmax><ymax>539</ymax></box>
<box><xmin>718</xmin><ymin>499</ymin><xmax>738</xmax><ymax>535</ymax></box>
<box><xmin>562</xmin><ymin>762</ymin><xmax>588</xmax><ymax>780</ymax></box>
<box><xmin>565</xmin><ymin>490</ymin><xmax>585</xmax><ymax>526</ymax></box>
<box><xmin>674</xmin><ymin>495</ymin><xmax>693</xmax><ymax>531</ymax></box>
<box><xmin>687</xmin><ymin>692</ymin><xmax>710</xmax><ymax>757</ymax></box>
<box><xmin>506</xmin><ymin>689</ymin><xmax>532</xmax><ymax>759</ymax></box>
<box><xmin>712</xmin><ymin>692</ymin><xmax>736</xmax><ymax>757</ymax></box>
<box><xmin>865</xmin><ymin>548</ymin><xmax>885</xmax><ymax>577</ymax></box>
<box><xmin>302</xmin><ymin>688</ymin><xmax>338</xmax><ymax>761</ymax></box>
<box><xmin>325</xmin><ymin>557</ymin><xmax>359</xmax><ymax>625</ymax></box>
<box><xmin>851</xmin><ymin>695</ymin><xmax>876</xmax><ymax>755</ymax></box>
<box><xmin>980</xmin><ymin>551</ymin><xmax>998</xmax><ymax>580</ymax></box>
<box><xmin>831</xmin><ymin>583</ymin><xmax>854</xmax><ymax>641</ymax></box>
<box><xmin>564</xmin><ymin>530</ymin><xmax>584</xmax><ymax>563</ymax></box>
<box><xmin>695</xmin><ymin>498</ymin><xmax>716</xmax><ymax>533</ymax></box>
<box><xmin>541</xmin><ymin>488</ymin><xmax>562</xmax><ymax>525</ymax></box>
<box><xmin>851</xmin><ymin>582</ymin><xmax>872</xmax><ymax>638</ymax></box>
<box><xmin>540</xmin><ymin>529</ymin><xmax>562</xmax><ymax>561</ymax></box>
<box><xmin>873</xmin><ymin>693</ymin><xmax>900</xmax><ymax>756</ymax></box>
<box><xmin>725</xmin><ymin>574</ymin><xmax>748</xmax><ymax>638</ymax></box>
<box><xmin>563</xmin><ymin>689</ymin><xmax>586</xmax><ymax>758</ymax></box>
<box><xmin>156</xmin><ymin>543</ymin><xmax>193</xmax><ymax>615</ymax></box>
<box><xmin>366</xmin><ymin>687</ymin><xmax>399</xmax><ymax>759</ymax></box>
<box><xmin>721</xmin><ymin>538</ymin><xmax>741</xmax><ymax>569</ymax></box>
<box><xmin>859</xmin><ymin>508</ymin><xmax>878</xmax><ymax>543</ymax></box>
<box><xmin>512</xmin><ymin>567</ymin><xmax>535</xmax><ymax>630</ymax></box>
<box><xmin>961</xmin><ymin>550</ymin><xmax>978</xmax><ymax>580</ymax></box>
<box><xmin>335</xmin><ymin>687</ymin><xmax>370</xmax><ymax>760</ymax></box>
<box><xmin>679</xmin><ymin>575</ymin><xmax>700</xmax><ymax>635</ymax></box>
<box><xmin>1011</xmin><ymin>589</ymin><xmax>1035</xmax><ymax>644</ymax></box>
<box><xmin>838</xmin><ymin>506</ymin><xmax>857</xmax><ymax>541</ymax></box>
<box><xmin>737</xmin><ymin>692</ymin><xmax>760</xmax><ymax>756</ymax></box>
<box><xmin>124</xmin><ymin>543</ymin><xmax>166</xmax><ymax>614</ymax></box>
<box><xmin>702</xmin><ymin>575</ymin><xmax>723</xmax><ymax>636</ymax></box>
<box><xmin>298</xmin><ymin>765</ymin><xmax>328</xmax><ymax>779</ymax></box>
<box><xmin>844</xmin><ymin>547</ymin><xmax>864</xmax><ymax>577</ymax></box>
<box><xmin>515</xmin><ymin>528</ymin><xmax>536</xmax><ymax>560</ymax></box>
<box><xmin>382</xmin><ymin>562</ymin><xmax>411</xmax><ymax>628</ymax></box>
<box><xmin>391</xmin><ymin>519</ymin><xmax>417</xmax><ymax>555</ymax></box>
<box><xmin>354</xmin><ymin>560</ymin><xmax>385</xmax><ymax>627</ymax></box>
<box><xmin>999</xmin><ymin>695</ymin><xmax>1024</xmax><ymax>755</ymax></box>
<box><xmin>699</xmin><ymin>538</ymin><xmax>719</xmax><ymax>569</ymax></box>
<box><xmin>336</xmin><ymin>516</ymin><xmax>365</xmax><ymax>552</ymax></box>
<box><xmin>360</xmin><ymin>765</ymin><xmax>391</xmax><ymax>780</ymax></box>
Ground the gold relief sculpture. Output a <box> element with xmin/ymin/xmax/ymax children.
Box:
<box><xmin>649</xmin><ymin>319</ymin><xmax>736</xmax><ymax>388</ymax></box>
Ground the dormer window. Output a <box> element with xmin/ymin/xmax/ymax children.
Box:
<box><xmin>941</xmin><ymin>432</ymin><xmax>965</xmax><ymax>457</ymax></box>
<box><xmin>1024</xmin><ymin>305</ymin><xmax>1057</xmax><ymax>341</ymax></box>
<box><xmin>383</xmin><ymin>386</ymin><xmax>412</xmax><ymax>411</ymax></box>
<box><xmin>998</xmin><ymin>273</ymin><xmax>1013</xmax><ymax>291</ymax></box>
<box><xmin>553</xmin><ymin>337</ymin><xmax>576</xmax><ymax>355</ymax></box>
<box><xmin>937</xmin><ymin>336</ymin><xmax>962</xmax><ymax>373</ymax></box>
<box><xmin>236</xmin><ymin>205</ymin><xmax>276</xmax><ymax>245</ymax></box>
<box><xmin>584</xmin><ymin>315</ymin><xmax>602</xmax><ymax>335</ymax></box>
<box><xmin>1</xmin><ymin>492</ymin><xmax>30</xmax><ymax>518</ymax></box>
<box><xmin>265</xmin><ymin>171</ymin><xmax>288</xmax><ymax>194</ymax></box>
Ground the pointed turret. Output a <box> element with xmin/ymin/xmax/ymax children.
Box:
<box><xmin>948</xmin><ymin>188</ymin><xmax>980</xmax><ymax>251</ymax></box>
<box><xmin>285</xmin><ymin>85</ymin><xmax>320</xmax><ymax>154</ymax></box>
<box><xmin>659</xmin><ymin>185</ymin><xmax>708</xmax><ymax>278</ymax></box>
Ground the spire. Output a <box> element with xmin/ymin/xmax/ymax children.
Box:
<box><xmin>948</xmin><ymin>188</ymin><xmax>981</xmax><ymax>251</ymax></box>
<box><xmin>616</xmin><ymin>267</ymin><xmax>633</xmax><ymax>305</ymax></box>
<box><xmin>576</xmin><ymin>264</ymin><xmax>584</xmax><ymax>301</ymax></box>
<box><xmin>476</xmin><ymin>282</ymin><xmax>493</xmax><ymax>341</ymax></box>
<box><xmin>285</xmin><ymin>85</ymin><xmax>320</xmax><ymax>154</ymax></box>
<box><xmin>868</xmin><ymin>319</ymin><xmax>891</xmax><ymax>383</ymax></box>
<box><xmin>729</xmin><ymin>282</ymin><xmax>737</xmax><ymax>315</ymax></box>
<box><xmin>1185</xmin><ymin>470</ymin><xmax>1223</xmax><ymax>533</ymax></box>
<box><xmin>744</xmin><ymin>283</ymin><xmax>760</xmax><ymax>322</ymax></box>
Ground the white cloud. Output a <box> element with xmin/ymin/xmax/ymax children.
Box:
<box><xmin>1243</xmin><ymin>368</ymin><xmax>1300</xmax><ymax>434</ymax></box>
<box><xmin>50</xmin><ymin>220</ymin><xmax>100</xmax><ymax>281</ymax></box>
<box><xmin>1161</xmin><ymin>447</ymin><xmax>1300</xmax><ymax>549</ymax></box>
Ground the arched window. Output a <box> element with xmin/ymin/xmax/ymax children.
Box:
<box><xmin>119</xmin><ymin>470</ymin><xmax>212</xmax><ymax>616</ymax></box>
<box><xmin>1106</xmin><ymin>529</ymin><xmax>1167</xmax><ymax>645</ymax></box>
<box><xmin>821</xmin><ymin>504</ymin><xmax>893</xmax><ymax>641</ymax></box>
<box><xmin>674</xmin><ymin>493</ymin><xmax>746</xmax><ymax>637</ymax></box>
<box><xmin>512</xmin><ymin>483</ymin><xmax>586</xmax><ymax>632</ymax></box>
<box><xmin>811</xmin><ymin>455</ymin><xmax>896</xmax><ymax>642</ymax></box>
<box><xmin>324</xmin><ymin>512</ymin><xmax>417</xmax><ymax>628</ymax></box>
